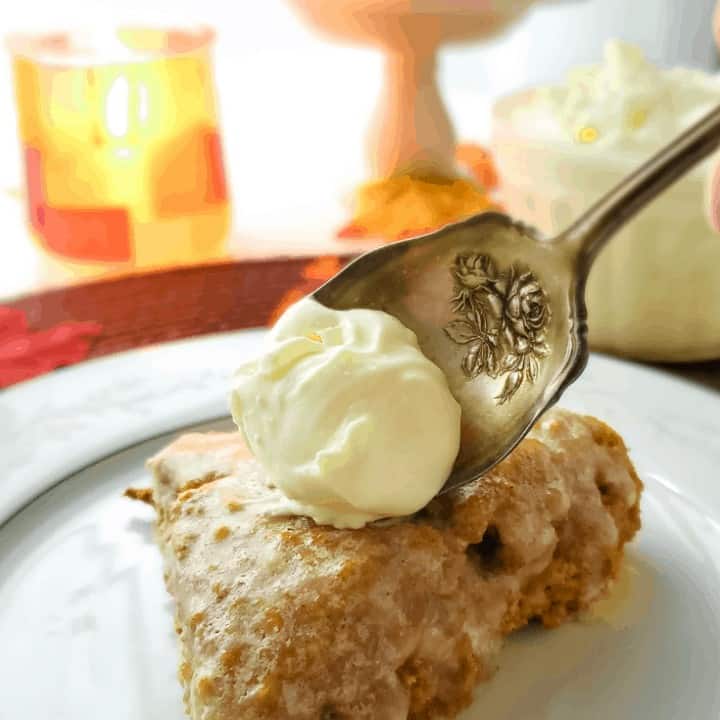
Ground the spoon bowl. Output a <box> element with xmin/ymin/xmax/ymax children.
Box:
<box><xmin>314</xmin><ymin>212</ymin><xmax>584</xmax><ymax>489</ymax></box>
<box><xmin>314</xmin><ymin>104</ymin><xmax>720</xmax><ymax>491</ymax></box>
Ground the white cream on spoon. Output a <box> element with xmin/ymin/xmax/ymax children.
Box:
<box><xmin>230</xmin><ymin>298</ymin><xmax>461</xmax><ymax>529</ymax></box>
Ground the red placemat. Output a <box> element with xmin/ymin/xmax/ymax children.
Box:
<box><xmin>2</xmin><ymin>254</ymin><xmax>357</xmax><ymax>388</ymax></box>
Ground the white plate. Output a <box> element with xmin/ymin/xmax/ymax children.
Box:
<box><xmin>2</xmin><ymin>331</ymin><xmax>720</xmax><ymax>720</ymax></box>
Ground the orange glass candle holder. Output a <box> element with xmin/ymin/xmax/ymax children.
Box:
<box><xmin>7</xmin><ymin>27</ymin><xmax>230</xmax><ymax>268</ymax></box>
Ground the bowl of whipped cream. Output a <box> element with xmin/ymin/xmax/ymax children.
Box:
<box><xmin>491</xmin><ymin>40</ymin><xmax>720</xmax><ymax>362</ymax></box>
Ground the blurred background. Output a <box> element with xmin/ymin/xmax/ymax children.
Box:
<box><xmin>2</xmin><ymin>0</ymin><xmax>720</xmax><ymax>386</ymax></box>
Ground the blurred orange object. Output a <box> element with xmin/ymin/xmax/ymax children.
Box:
<box><xmin>455</xmin><ymin>142</ymin><xmax>499</xmax><ymax>190</ymax></box>
<box><xmin>8</xmin><ymin>27</ymin><xmax>230</xmax><ymax>268</ymax></box>
<box><xmin>269</xmin><ymin>256</ymin><xmax>344</xmax><ymax>325</ymax></box>
<box><xmin>337</xmin><ymin>171</ymin><xmax>500</xmax><ymax>242</ymax></box>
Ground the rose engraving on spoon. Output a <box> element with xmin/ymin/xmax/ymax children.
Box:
<box><xmin>444</xmin><ymin>253</ymin><xmax>551</xmax><ymax>404</ymax></box>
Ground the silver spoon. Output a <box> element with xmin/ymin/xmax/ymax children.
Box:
<box><xmin>313</xmin><ymin>104</ymin><xmax>720</xmax><ymax>492</ymax></box>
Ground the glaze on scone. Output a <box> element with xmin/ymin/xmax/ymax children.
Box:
<box><xmin>145</xmin><ymin>408</ymin><xmax>642</xmax><ymax>720</ymax></box>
